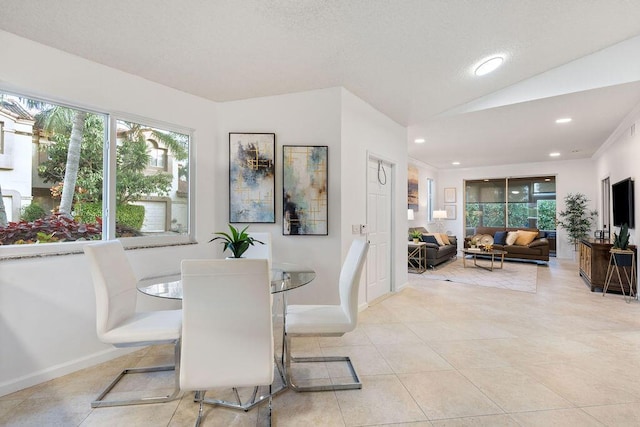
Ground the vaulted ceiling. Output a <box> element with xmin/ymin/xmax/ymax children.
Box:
<box><xmin>2</xmin><ymin>1</ymin><xmax>640</xmax><ymax>169</ymax></box>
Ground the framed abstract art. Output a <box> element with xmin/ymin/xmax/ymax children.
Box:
<box><xmin>408</xmin><ymin>165</ymin><xmax>419</xmax><ymax>211</ymax></box>
<box><xmin>229</xmin><ymin>133</ymin><xmax>275</xmax><ymax>223</ymax></box>
<box><xmin>283</xmin><ymin>145</ymin><xmax>328</xmax><ymax>235</ymax></box>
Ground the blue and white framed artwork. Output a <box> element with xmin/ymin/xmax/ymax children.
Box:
<box><xmin>229</xmin><ymin>133</ymin><xmax>275</xmax><ymax>223</ymax></box>
<box><xmin>283</xmin><ymin>145</ymin><xmax>328</xmax><ymax>235</ymax></box>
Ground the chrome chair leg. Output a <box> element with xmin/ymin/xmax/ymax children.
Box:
<box><xmin>91</xmin><ymin>339</ymin><xmax>181</xmax><ymax>408</ymax></box>
<box><xmin>284</xmin><ymin>333</ymin><xmax>362</xmax><ymax>392</ymax></box>
<box><xmin>194</xmin><ymin>396</ymin><xmax>205</xmax><ymax>427</ymax></box>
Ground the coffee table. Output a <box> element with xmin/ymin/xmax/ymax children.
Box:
<box><xmin>462</xmin><ymin>248</ymin><xmax>507</xmax><ymax>271</ymax></box>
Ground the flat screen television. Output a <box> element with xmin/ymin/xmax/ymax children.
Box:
<box><xmin>612</xmin><ymin>178</ymin><xmax>635</xmax><ymax>228</ymax></box>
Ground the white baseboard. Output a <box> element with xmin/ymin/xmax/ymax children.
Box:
<box><xmin>0</xmin><ymin>347</ymin><xmax>137</xmax><ymax>397</ymax></box>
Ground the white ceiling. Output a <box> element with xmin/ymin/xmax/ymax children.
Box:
<box><xmin>2</xmin><ymin>1</ymin><xmax>640</xmax><ymax>169</ymax></box>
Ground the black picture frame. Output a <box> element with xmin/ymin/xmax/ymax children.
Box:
<box><xmin>283</xmin><ymin>145</ymin><xmax>328</xmax><ymax>235</ymax></box>
<box><xmin>229</xmin><ymin>133</ymin><xmax>276</xmax><ymax>223</ymax></box>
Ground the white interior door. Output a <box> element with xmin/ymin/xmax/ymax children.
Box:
<box><xmin>366</xmin><ymin>157</ymin><xmax>392</xmax><ymax>302</ymax></box>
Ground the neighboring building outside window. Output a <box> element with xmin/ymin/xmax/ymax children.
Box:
<box><xmin>147</xmin><ymin>139</ymin><xmax>167</xmax><ymax>169</ymax></box>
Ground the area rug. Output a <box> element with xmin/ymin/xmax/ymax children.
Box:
<box><xmin>411</xmin><ymin>257</ymin><xmax>538</xmax><ymax>293</ymax></box>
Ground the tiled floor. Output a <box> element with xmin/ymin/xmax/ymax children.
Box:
<box><xmin>2</xmin><ymin>258</ymin><xmax>640</xmax><ymax>426</ymax></box>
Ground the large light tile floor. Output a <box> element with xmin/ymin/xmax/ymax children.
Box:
<box><xmin>2</xmin><ymin>258</ymin><xmax>640</xmax><ymax>426</ymax></box>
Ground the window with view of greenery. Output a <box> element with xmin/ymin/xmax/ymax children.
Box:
<box><xmin>464</xmin><ymin>176</ymin><xmax>556</xmax><ymax>236</ymax></box>
<box><xmin>0</xmin><ymin>92</ymin><xmax>191</xmax><ymax>246</ymax></box>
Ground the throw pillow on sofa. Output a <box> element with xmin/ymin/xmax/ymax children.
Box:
<box><xmin>515</xmin><ymin>230</ymin><xmax>538</xmax><ymax>246</ymax></box>
<box><xmin>422</xmin><ymin>234</ymin><xmax>441</xmax><ymax>245</ymax></box>
<box><xmin>440</xmin><ymin>234</ymin><xmax>451</xmax><ymax>245</ymax></box>
<box><xmin>423</xmin><ymin>233</ymin><xmax>445</xmax><ymax>245</ymax></box>
<box><xmin>505</xmin><ymin>231</ymin><xmax>519</xmax><ymax>245</ymax></box>
<box><xmin>494</xmin><ymin>231</ymin><xmax>507</xmax><ymax>245</ymax></box>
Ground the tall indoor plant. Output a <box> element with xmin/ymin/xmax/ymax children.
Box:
<box><xmin>209</xmin><ymin>224</ymin><xmax>264</xmax><ymax>258</ymax></box>
<box><xmin>556</xmin><ymin>193</ymin><xmax>597</xmax><ymax>250</ymax></box>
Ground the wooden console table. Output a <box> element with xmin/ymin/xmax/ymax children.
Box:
<box><xmin>579</xmin><ymin>239</ymin><xmax>637</xmax><ymax>294</ymax></box>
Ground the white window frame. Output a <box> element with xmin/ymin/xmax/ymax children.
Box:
<box><xmin>0</xmin><ymin>89</ymin><xmax>196</xmax><ymax>259</ymax></box>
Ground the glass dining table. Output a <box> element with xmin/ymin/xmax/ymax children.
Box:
<box><xmin>136</xmin><ymin>261</ymin><xmax>316</xmax><ymax>411</ymax></box>
<box><xmin>137</xmin><ymin>262</ymin><xmax>316</xmax><ymax>298</ymax></box>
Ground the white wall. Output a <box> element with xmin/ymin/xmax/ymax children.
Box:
<box><xmin>217</xmin><ymin>88</ymin><xmax>343</xmax><ymax>305</ymax></box>
<box><xmin>341</xmin><ymin>89</ymin><xmax>408</xmax><ymax>296</ymax></box>
<box><xmin>217</xmin><ymin>88</ymin><xmax>409</xmax><ymax>305</ymax></box>
<box><xmin>407</xmin><ymin>158</ymin><xmax>439</xmax><ymax>230</ymax></box>
<box><xmin>594</xmin><ymin>103</ymin><xmax>640</xmax><ymax>250</ymax></box>
<box><xmin>437</xmin><ymin>158</ymin><xmax>598</xmax><ymax>259</ymax></box>
<box><xmin>0</xmin><ymin>30</ymin><xmax>217</xmax><ymax>396</ymax></box>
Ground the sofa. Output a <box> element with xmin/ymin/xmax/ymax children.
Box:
<box><xmin>409</xmin><ymin>227</ymin><xmax>457</xmax><ymax>268</ymax></box>
<box><xmin>464</xmin><ymin>227</ymin><xmax>550</xmax><ymax>262</ymax></box>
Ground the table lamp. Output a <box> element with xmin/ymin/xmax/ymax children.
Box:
<box><xmin>433</xmin><ymin>209</ymin><xmax>447</xmax><ymax>233</ymax></box>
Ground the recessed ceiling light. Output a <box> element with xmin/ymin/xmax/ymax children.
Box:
<box><xmin>511</xmin><ymin>190</ymin><xmax>520</xmax><ymax>194</ymax></box>
<box><xmin>414</xmin><ymin>138</ymin><xmax>425</xmax><ymax>143</ymax></box>
<box><xmin>545</xmin><ymin>178</ymin><xmax>551</xmax><ymax>181</ymax></box>
<box><xmin>555</xmin><ymin>118</ymin><xmax>572</xmax><ymax>124</ymax></box>
<box><xmin>484</xmin><ymin>179</ymin><xmax>489</xmax><ymax>181</ymax></box>
<box><xmin>474</xmin><ymin>56</ymin><xmax>504</xmax><ymax>76</ymax></box>
<box><xmin>452</xmin><ymin>161</ymin><xmax>460</xmax><ymax>165</ymax></box>
<box><xmin>549</xmin><ymin>152</ymin><xmax>561</xmax><ymax>157</ymax></box>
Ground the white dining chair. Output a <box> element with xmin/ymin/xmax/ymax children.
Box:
<box><xmin>180</xmin><ymin>258</ymin><xmax>274</xmax><ymax>425</ymax></box>
<box><xmin>84</xmin><ymin>240</ymin><xmax>182</xmax><ymax>408</ymax></box>
<box><xmin>284</xmin><ymin>238</ymin><xmax>369</xmax><ymax>392</ymax></box>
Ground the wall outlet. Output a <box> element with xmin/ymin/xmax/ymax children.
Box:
<box><xmin>360</xmin><ymin>224</ymin><xmax>369</xmax><ymax>234</ymax></box>
<box><xmin>352</xmin><ymin>224</ymin><xmax>360</xmax><ymax>234</ymax></box>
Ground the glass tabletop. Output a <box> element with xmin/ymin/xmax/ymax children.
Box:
<box><xmin>137</xmin><ymin>262</ymin><xmax>316</xmax><ymax>300</ymax></box>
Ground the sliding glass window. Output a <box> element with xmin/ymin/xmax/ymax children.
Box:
<box><xmin>465</xmin><ymin>179</ymin><xmax>506</xmax><ymax>234</ymax></box>
<box><xmin>0</xmin><ymin>91</ymin><xmax>192</xmax><ymax>250</ymax></box>
<box><xmin>465</xmin><ymin>176</ymin><xmax>556</xmax><ymax>236</ymax></box>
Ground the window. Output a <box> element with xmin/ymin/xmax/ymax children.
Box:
<box><xmin>0</xmin><ymin>91</ymin><xmax>192</xmax><ymax>250</ymax></box>
<box><xmin>465</xmin><ymin>176</ymin><xmax>556</xmax><ymax>236</ymax></box>
<box><xmin>115</xmin><ymin>119</ymin><xmax>190</xmax><ymax>237</ymax></box>
<box><xmin>147</xmin><ymin>139</ymin><xmax>167</xmax><ymax>169</ymax></box>
<box><xmin>426</xmin><ymin>178</ymin><xmax>434</xmax><ymax>221</ymax></box>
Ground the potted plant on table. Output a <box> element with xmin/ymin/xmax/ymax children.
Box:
<box><xmin>410</xmin><ymin>230</ymin><xmax>422</xmax><ymax>244</ymax></box>
<box><xmin>209</xmin><ymin>224</ymin><xmax>264</xmax><ymax>258</ymax></box>
<box><xmin>611</xmin><ymin>223</ymin><xmax>633</xmax><ymax>266</ymax></box>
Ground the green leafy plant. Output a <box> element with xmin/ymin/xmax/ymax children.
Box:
<box><xmin>556</xmin><ymin>193</ymin><xmax>597</xmax><ymax>250</ymax></box>
<box><xmin>209</xmin><ymin>224</ymin><xmax>264</xmax><ymax>258</ymax></box>
<box><xmin>21</xmin><ymin>203</ymin><xmax>47</xmax><ymax>222</ymax></box>
<box><xmin>410</xmin><ymin>230</ymin><xmax>422</xmax><ymax>240</ymax></box>
<box><xmin>612</xmin><ymin>223</ymin><xmax>630</xmax><ymax>250</ymax></box>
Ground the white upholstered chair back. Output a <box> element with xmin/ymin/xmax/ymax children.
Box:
<box><xmin>84</xmin><ymin>240</ymin><xmax>138</xmax><ymax>342</ymax></box>
<box><xmin>180</xmin><ymin>259</ymin><xmax>274</xmax><ymax>391</ymax></box>
<box><xmin>338</xmin><ymin>239</ymin><xmax>370</xmax><ymax>328</ymax></box>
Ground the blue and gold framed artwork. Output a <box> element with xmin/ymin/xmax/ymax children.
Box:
<box><xmin>283</xmin><ymin>145</ymin><xmax>328</xmax><ymax>235</ymax></box>
<box><xmin>229</xmin><ymin>133</ymin><xmax>275</xmax><ymax>223</ymax></box>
